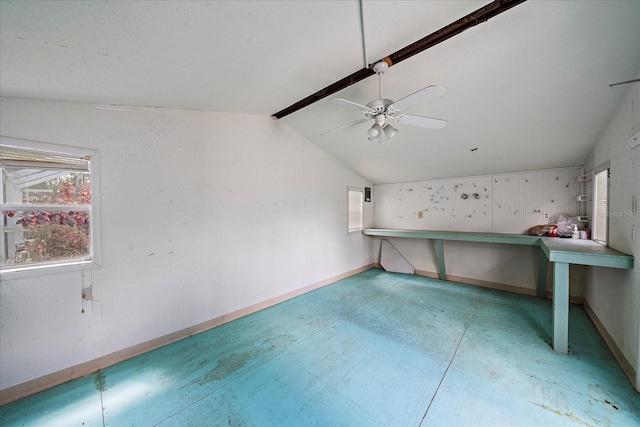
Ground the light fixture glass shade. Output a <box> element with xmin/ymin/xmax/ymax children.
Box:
<box><xmin>368</xmin><ymin>123</ymin><xmax>382</xmax><ymax>137</ymax></box>
<box><xmin>383</xmin><ymin>124</ymin><xmax>398</xmax><ymax>139</ymax></box>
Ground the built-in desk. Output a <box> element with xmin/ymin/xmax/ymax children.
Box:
<box><xmin>362</xmin><ymin>228</ymin><xmax>634</xmax><ymax>354</ymax></box>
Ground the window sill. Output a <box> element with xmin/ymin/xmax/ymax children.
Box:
<box><xmin>0</xmin><ymin>259</ymin><xmax>101</xmax><ymax>280</ymax></box>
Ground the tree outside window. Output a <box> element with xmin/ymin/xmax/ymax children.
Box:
<box><xmin>1</xmin><ymin>141</ymin><xmax>97</xmax><ymax>272</ymax></box>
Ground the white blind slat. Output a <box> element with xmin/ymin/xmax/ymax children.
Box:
<box><xmin>593</xmin><ymin>169</ymin><xmax>608</xmax><ymax>243</ymax></box>
<box><xmin>348</xmin><ymin>190</ymin><xmax>363</xmax><ymax>231</ymax></box>
<box><xmin>0</xmin><ymin>146</ymin><xmax>89</xmax><ymax>171</ymax></box>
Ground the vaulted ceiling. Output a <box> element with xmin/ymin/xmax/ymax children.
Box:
<box><xmin>1</xmin><ymin>1</ymin><xmax>639</xmax><ymax>184</ymax></box>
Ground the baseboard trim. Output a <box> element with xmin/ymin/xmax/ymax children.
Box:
<box><xmin>583</xmin><ymin>302</ymin><xmax>636</xmax><ymax>388</ymax></box>
<box><xmin>415</xmin><ymin>269</ymin><xmax>634</xmax><ymax>389</ymax></box>
<box><xmin>412</xmin><ymin>269</ymin><xmax>585</xmax><ymax>304</ymax></box>
<box><xmin>0</xmin><ymin>263</ymin><xmax>376</xmax><ymax>406</ymax></box>
<box><xmin>445</xmin><ymin>273</ymin><xmax>538</xmax><ymax>297</ymax></box>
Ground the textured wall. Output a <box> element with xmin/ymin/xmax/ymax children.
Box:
<box><xmin>0</xmin><ymin>97</ymin><xmax>374</xmax><ymax>390</ymax></box>
<box><xmin>583</xmin><ymin>75</ymin><xmax>640</xmax><ymax>390</ymax></box>
<box><xmin>372</xmin><ymin>168</ymin><xmax>583</xmax><ymax>293</ymax></box>
<box><xmin>374</xmin><ymin>168</ymin><xmax>582</xmax><ymax>234</ymax></box>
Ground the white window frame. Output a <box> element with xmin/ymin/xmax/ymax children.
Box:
<box><xmin>347</xmin><ymin>187</ymin><xmax>363</xmax><ymax>234</ymax></box>
<box><xmin>0</xmin><ymin>137</ymin><xmax>102</xmax><ymax>278</ymax></box>
<box><xmin>592</xmin><ymin>162</ymin><xmax>609</xmax><ymax>246</ymax></box>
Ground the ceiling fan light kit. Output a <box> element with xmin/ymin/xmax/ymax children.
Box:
<box><xmin>383</xmin><ymin>124</ymin><xmax>398</xmax><ymax>139</ymax></box>
<box><xmin>368</xmin><ymin>123</ymin><xmax>382</xmax><ymax>137</ymax></box>
<box><xmin>368</xmin><ymin>125</ymin><xmax>399</xmax><ymax>144</ymax></box>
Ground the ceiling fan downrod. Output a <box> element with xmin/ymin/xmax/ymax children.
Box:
<box><xmin>367</xmin><ymin>59</ymin><xmax>395</xmax><ymax>142</ymax></box>
<box><xmin>272</xmin><ymin>0</ymin><xmax>526</xmax><ymax>119</ymax></box>
<box><xmin>372</xmin><ymin>58</ymin><xmax>391</xmax><ymax>99</ymax></box>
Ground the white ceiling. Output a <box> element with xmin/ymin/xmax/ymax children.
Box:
<box><xmin>1</xmin><ymin>1</ymin><xmax>639</xmax><ymax>184</ymax></box>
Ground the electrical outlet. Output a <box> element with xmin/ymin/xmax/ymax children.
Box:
<box><xmin>544</xmin><ymin>212</ymin><xmax>550</xmax><ymax>220</ymax></box>
<box><xmin>417</xmin><ymin>211</ymin><xmax>423</xmax><ymax>219</ymax></box>
<box><xmin>82</xmin><ymin>284</ymin><xmax>95</xmax><ymax>301</ymax></box>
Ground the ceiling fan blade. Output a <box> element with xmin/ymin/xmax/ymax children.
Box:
<box><xmin>330</xmin><ymin>98</ymin><xmax>375</xmax><ymax>113</ymax></box>
<box><xmin>391</xmin><ymin>85</ymin><xmax>445</xmax><ymax>112</ymax></box>
<box><xmin>398</xmin><ymin>114</ymin><xmax>447</xmax><ymax>129</ymax></box>
<box><xmin>320</xmin><ymin>118</ymin><xmax>372</xmax><ymax>136</ymax></box>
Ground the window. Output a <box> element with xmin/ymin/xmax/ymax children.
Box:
<box><xmin>348</xmin><ymin>187</ymin><xmax>363</xmax><ymax>233</ymax></box>
<box><xmin>1</xmin><ymin>137</ymin><xmax>101</xmax><ymax>274</ymax></box>
<box><xmin>592</xmin><ymin>163</ymin><xmax>609</xmax><ymax>245</ymax></box>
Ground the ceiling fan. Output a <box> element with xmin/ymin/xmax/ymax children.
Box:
<box><xmin>321</xmin><ymin>59</ymin><xmax>447</xmax><ymax>143</ymax></box>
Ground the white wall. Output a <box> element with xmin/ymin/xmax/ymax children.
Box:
<box><xmin>0</xmin><ymin>97</ymin><xmax>375</xmax><ymax>391</ymax></box>
<box><xmin>373</xmin><ymin>168</ymin><xmax>584</xmax><ymax>295</ymax></box>
<box><xmin>374</xmin><ymin>168</ymin><xmax>582</xmax><ymax>233</ymax></box>
<box><xmin>584</xmin><ymin>76</ymin><xmax>640</xmax><ymax>390</ymax></box>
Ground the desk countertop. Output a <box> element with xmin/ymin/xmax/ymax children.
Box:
<box><xmin>362</xmin><ymin>228</ymin><xmax>634</xmax><ymax>269</ymax></box>
<box><xmin>361</xmin><ymin>228</ymin><xmax>540</xmax><ymax>245</ymax></box>
<box><xmin>540</xmin><ymin>237</ymin><xmax>634</xmax><ymax>268</ymax></box>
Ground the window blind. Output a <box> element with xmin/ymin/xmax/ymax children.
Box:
<box><xmin>0</xmin><ymin>146</ymin><xmax>89</xmax><ymax>171</ymax></box>
<box><xmin>593</xmin><ymin>169</ymin><xmax>608</xmax><ymax>244</ymax></box>
<box><xmin>348</xmin><ymin>189</ymin><xmax>363</xmax><ymax>232</ymax></box>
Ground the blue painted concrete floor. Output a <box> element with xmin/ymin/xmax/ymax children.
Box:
<box><xmin>2</xmin><ymin>269</ymin><xmax>639</xmax><ymax>426</ymax></box>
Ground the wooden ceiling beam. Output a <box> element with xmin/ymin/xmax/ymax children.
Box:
<box><xmin>272</xmin><ymin>0</ymin><xmax>526</xmax><ymax>119</ymax></box>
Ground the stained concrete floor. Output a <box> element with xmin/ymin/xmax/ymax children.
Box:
<box><xmin>1</xmin><ymin>269</ymin><xmax>639</xmax><ymax>426</ymax></box>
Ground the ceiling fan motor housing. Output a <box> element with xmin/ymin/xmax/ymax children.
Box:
<box><xmin>366</xmin><ymin>99</ymin><xmax>395</xmax><ymax>118</ymax></box>
<box><xmin>374</xmin><ymin>114</ymin><xmax>386</xmax><ymax>126</ymax></box>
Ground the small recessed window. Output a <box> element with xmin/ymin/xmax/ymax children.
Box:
<box><xmin>1</xmin><ymin>137</ymin><xmax>101</xmax><ymax>274</ymax></box>
<box><xmin>592</xmin><ymin>164</ymin><xmax>609</xmax><ymax>245</ymax></box>
<box><xmin>347</xmin><ymin>187</ymin><xmax>363</xmax><ymax>234</ymax></box>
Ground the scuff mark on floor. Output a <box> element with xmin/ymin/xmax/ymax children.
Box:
<box><xmin>531</xmin><ymin>402</ymin><xmax>593</xmax><ymax>426</ymax></box>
